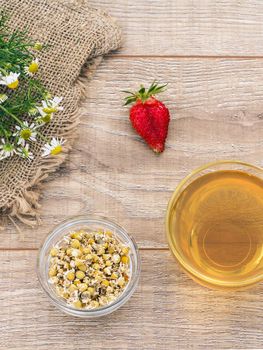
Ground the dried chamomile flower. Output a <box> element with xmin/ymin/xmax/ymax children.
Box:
<box><xmin>48</xmin><ymin>228</ymin><xmax>131</xmax><ymax>310</ymax></box>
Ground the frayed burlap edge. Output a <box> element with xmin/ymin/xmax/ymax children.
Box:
<box><xmin>0</xmin><ymin>56</ymin><xmax>103</xmax><ymax>229</ymax></box>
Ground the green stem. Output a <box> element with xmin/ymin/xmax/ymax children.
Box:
<box><xmin>0</xmin><ymin>104</ymin><xmax>23</xmax><ymax>126</ymax></box>
<box><xmin>0</xmin><ymin>123</ymin><xmax>8</xmax><ymax>138</ymax></box>
<box><xmin>0</xmin><ymin>105</ymin><xmax>49</xmax><ymax>144</ymax></box>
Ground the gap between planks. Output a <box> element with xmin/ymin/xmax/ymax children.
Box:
<box><xmin>5</xmin><ymin>54</ymin><xmax>263</xmax><ymax>252</ymax></box>
<box><xmin>109</xmin><ymin>54</ymin><xmax>263</xmax><ymax>60</ymax></box>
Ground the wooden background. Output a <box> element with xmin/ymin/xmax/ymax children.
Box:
<box><xmin>1</xmin><ymin>1</ymin><xmax>263</xmax><ymax>349</ymax></box>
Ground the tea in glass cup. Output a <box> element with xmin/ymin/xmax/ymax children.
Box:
<box><xmin>166</xmin><ymin>161</ymin><xmax>263</xmax><ymax>290</ymax></box>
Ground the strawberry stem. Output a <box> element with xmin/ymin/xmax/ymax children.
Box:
<box><xmin>123</xmin><ymin>81</ymin><xmax>167</xmax><ymax>105</ymax></box>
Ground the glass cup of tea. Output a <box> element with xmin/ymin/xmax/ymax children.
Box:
<box><xmin>166</xmin><ymin>160</ymin><xmax>263</xmax><ymax>290</ymax></box>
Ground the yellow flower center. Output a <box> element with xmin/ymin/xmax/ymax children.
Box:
<box><xmin>51</xmin><ymin>145</ymin><xmax>62</xmax><ymax>155</ymax></box>
<box><xmin>20</xmin><ymin>129</ymin><xmax>32</xmax><ymax>140</ymax></box>
<box><xmin>42</xmin><ymin>114</ymin><xmax>52</xmax><ymax>123</ymax></box>
<box><xmin>7</xmin><ymin>79</ymin><xmax>19</xmax><ymax>89</ymax></box>
<box><xmin>34</xmin><ymin>42</ymin><xmax>43</xmax><ymax>51</ymax></box>
<box><xmin>43</xmin><ymin>107</ymin><xmax>57</xmax><ymax>114</ymax></box>
<box><xmin>28</xmin><ymin>62</ymin><xmax>39</xmax><ymax>73</ymax></box>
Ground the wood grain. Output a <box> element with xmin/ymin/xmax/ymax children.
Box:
<box><xmin>2</xmin><ymin>57</ymin><xmax>263</xmax><ymax>249</ymax></box>
<box><xmin>89</xmin><ymin>0</ymin><xmax>263</xmax><ymax>56</ymax></box>
<box><xmin>2</xmin><ymin>2</ymin><xmax>263</xmax><ymax>348</ymax></box>
<box><xmin>1</xmin><ymin>250</ymin><xmax>262</xmax><ymax>350</ymax></box>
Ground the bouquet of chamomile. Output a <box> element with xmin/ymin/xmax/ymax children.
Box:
<box><xmin>0</xmin><ymin>12</ymin><xmax>65</xmax><ymax>161</ymax></box>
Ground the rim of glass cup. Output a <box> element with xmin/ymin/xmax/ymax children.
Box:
<box><xmin>37</xmin><ymin>215</ymin><xmax>141</xmax><ymax>317</ymax></box>
<box><xmin>166</xmin><ymin>160</ymin><xmax>263</xmax><ymax>288</ymax></box>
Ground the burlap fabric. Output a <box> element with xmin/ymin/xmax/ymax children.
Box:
<box><xmin>0</xmin><ymin>0</ymin><xmax>122</xmax><ymax>226</ymax></box>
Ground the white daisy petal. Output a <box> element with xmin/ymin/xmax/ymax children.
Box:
<box><xmin>24</xmin><ymin>58</ymin><xmax>39</xmax><ymax>76</ymax></box>
<box><xmin>18</xmin><ymin>144</ymin><xmax>34</xmax><ymax>160</ymax></box>
<box><xmin>42</xmin><ymin>138</ymin><xmax>65</xmax><ymax>157</ymax></box>
<box><xmin>14</xmin><ymin>122</ymin><xmax>38</xmax><ymax>145</ymax></box>
<box><xmin>0</xmin><ymin>139</ymin><xmax>17</xmax><ymax>159</ymax></box>
<box><xmin>0</xmin><ymin>72</ymin><xmax>20</xmax><ymax>89</ymax></box>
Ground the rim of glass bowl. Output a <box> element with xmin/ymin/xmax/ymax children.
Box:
<box><xmin>37</xmin><ymin>215</ymin><xmax>141</xmax><ymax>317</ymax></box>
<box><xmin>166</xmin><ymin>160</ymin><xmax>263</xmax><ymax>289</ymax></box>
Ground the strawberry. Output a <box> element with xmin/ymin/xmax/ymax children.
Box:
<box><xmin>124</xmin><ymin>81</ymin><xmax>170</xmax><ymax>153</ymax></box>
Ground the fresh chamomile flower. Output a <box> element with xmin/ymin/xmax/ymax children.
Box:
<box><xmin>25</xmin><ymin>58</ymin><xmax>39</xmax><ymax>76</ymax></box>
<box><xmin>37</xmin><ymin>96</ymin><xmax>63</xmax><ymax>123</ymax></box>
<box><xmin>42</xmin><ymin>138</ymin><xmax>65</xmax><ymax>157</ymax></box>
<box><xmin>41</xmin><ymin>96</ymin><xmax>63</xmax><ymax>114</ymax></box>
<box><xmin>44</xmin><ymin>91</ymin><xmax>52</xmax><ymax>99</ymax></box>
<box><xmin>36</xmin><ymin>107</ymin><xmax>53</xmax><ymax>124</ymax></box>
<box><xmin>15</xmin><ymin>122</ymin><xmax>37</xmax><ymax>146</ymax></box>
<box><xmin>35</xmin><ymin>115</ymin><xmax>48</xmax><ymax>125</ymax></box>
<box><xmin>0</xmin><ymin>94</ymin><xmax>8</xmax><ymax>104</ymax></box>
<box><xmin>28</xmin><ymin>106</ymin><xmax>38</xmax><ymax>116</ymax></box>
<box><xmin>0</xmin><ymin>139</ymin><xmax>17</xmax><ymax>159</ymax></box>
<box><xmin>18</xmin><ymin>144</ymin><xmax>34</xmax><ymax>160</ymax></box>
<box><xmin>0</xmin><ymin>72</ymin><xmax>20</xmax><ymax>89</ymax></box>
<box><xmin>34</xmin><ymin>42</ymin><xmax>43</xmax><ymax>51</ymax></box>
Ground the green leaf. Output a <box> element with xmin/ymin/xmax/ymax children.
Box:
<box><xmin>122</xmin><ymin>90</ymin><xmax>133</xmax><ymax>94</ymax></box>
<box><xmin>138</xmin><ymin>86</ymin><xmax>145</xmax><ymax>95</ymax></box>
<box><xmin>148</xmin><ymin>81</ymin><xmax>158</xmax><ymax>94</ymax></box>
<box><xmin>124</xmin><ymin>97</ymin><xmax>136</xmax><ymax>106</ymax></box>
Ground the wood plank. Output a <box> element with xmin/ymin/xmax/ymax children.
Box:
<box><xmin>0</xmin><ymin>250</ymin><xmax>262</xmax><ymax>350</ymax></box>
<box><xmin>90</xmin><ymin>0</ymin><xmax>263</xmax><ymax>56</ymax></box>
<box><xmin>1</xmin><ymin>57</ymin><xmax>263</xmax><ymax>248</ymax></box>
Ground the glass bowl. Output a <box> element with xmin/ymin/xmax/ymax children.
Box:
<box><xmin>37</xmin><ymin>216</ymin><xmax>140</xmax><ymax>317</ymax></box>
<box><xmin>166</xmin><ymin>160</ymin><xmax>263</xmax><ymax>290</ymax></box>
